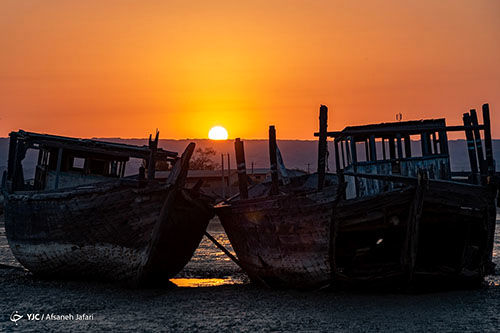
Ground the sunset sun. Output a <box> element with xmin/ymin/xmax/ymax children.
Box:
<box><xmin>208</xmin><ymin>126</ymin><xmax>228</xmax><ymax>140</ymax></box>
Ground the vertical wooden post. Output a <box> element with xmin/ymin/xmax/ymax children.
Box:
<box><xmin>54</xmin><ymin>147</ymin><xmax>63</xmax><ymax>189</ymax></box>
<box><xmin>147</xmin><ymin>131</ymin><xmax>159</xmax><ymax>180</ymax></box>
<box><xmin>341</xmin><ymin>140</ymin><xmax>346</xmax><ymax>168</ymax></box>
<box><xmin>438</xmin><ymin>131</ymin><xmax>449</xmax><ymax>155</ymax></box>
<box><xmin>369</xmin><ymin>135</ymin><xmax>377</xmax><ymax>161</ymax></box>
<box><xmin>334</xmin><ymin>140</ymin><xmax>341</xmax><ymax>173</ymax></box>
<box><xmin>269</xmin><ymin>125</ymin><xmax>279</xmax><ymax>195</ymax></box>
<box><xmin>234</xmin><ymin>138</ymin><xmax>248</xmax><ymax>199</ymax></box>
<box><xmin>482</xmin><ymin>103</ymin><xmax>495</xmax><ymax>174</ymax></box>
<box><xmin>317</xmin><ymin>105</ymin><xmax>328</xmax><ymax>190</ymax></box>
<box><xmin>349</xmin><ymin>137</ymin><xmax>357</xmax><ymax>164</ymax></box>
<box><xmin>421</xmin><ymin>133</ymin><xmax>429</xmax><ymax>156</ymax></box>
<box><xmin>221</xmin><ymin>153</ymin><xmax>226</xmax><ymax>199</ymax></box>
<box><xmin>396</xmin><ymin>133</ymin><xmax>403</xmax><ymax>159</ymax></box>
<box><xmin>469</xmin><ymin>109</ymin><xmax>486</xmax><ymax>176</ymax></box>
<box><xmin>364</xmin><ymin>139</ymin><xmax>369</xmax><ymax>161</ymax></box>
<box><xmin>431</xmin><ymin>132</ymin><xmax>439</xmax><ymax>154</ymax></box>
<box><xmin>404</xmin><ymin>135</ymin><xmax>412</xmax><ymax>157</ymax></box>
<box><xmin>382</xmin><ymin>138</ymin><xmax>387</xmax><ymax>160</ymax></box>
<box><xmin>227</xmin><ymin>153</ymin><xmax>231</xmax><ymax>196</ymax></box>
<box><xmin>463</xmin><ymin>113</ymin><xmax>479</xmax><ymax>184</ymax></box>
<box><xmin>389</xmin><ymin>137</ymin><xmax>396</xmax><ymax>159</ymax></box>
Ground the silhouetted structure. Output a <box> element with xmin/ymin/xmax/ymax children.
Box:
<box><xmin>2</xmin><ymin>131</ymin><xmax>213</xmax><ymax>286</ymax></box>
<box><xmin>217</xmin><ymin>104</ymin><xmax>497</xmax><ymax>290</ymax></box>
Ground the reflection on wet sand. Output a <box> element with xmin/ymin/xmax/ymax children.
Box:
<box><xmin>0</xmin><ymin>216</ymin><xmax>498</xmax><ymax>287</ymax></box>
<box><xmin>171</xmin><ymin>277</ymin><xmax>244</xmax><ymax>287</ymax></box>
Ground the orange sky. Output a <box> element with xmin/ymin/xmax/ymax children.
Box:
<box><xmin>1</xmin><ymin>0</ymin><xmax>499</xmax><ymax>139</ymax></box>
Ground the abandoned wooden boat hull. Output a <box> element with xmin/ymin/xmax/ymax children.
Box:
<box><xmin>217</xmin><ymin>185</ymin><xmax>336</xmax><ymax>288</ymax></box>
<box><xmin>217</xmin><ymin>176</ymin><xmax>496</xmax><ymax>289</ymax></box>
<box><xmin>4</xmin><ymin>179</ymin><xmax>214</xmax><ymax>286</ymax></box>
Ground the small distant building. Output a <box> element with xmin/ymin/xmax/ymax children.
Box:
<box><xmin>157</xmin><ymin>168</ymin><xmax>306</xmax><ymax>199</ymax></box>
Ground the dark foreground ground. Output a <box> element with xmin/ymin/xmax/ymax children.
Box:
<box><xmin>0</xmin><ymin>218</ymin><xmax>499</xmax><ymax>332</ymax></box>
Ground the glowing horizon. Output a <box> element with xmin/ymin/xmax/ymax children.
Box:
<box><xmin>1</xmin><ymin>1</ymin><xmax>499</xmax><ymax>140</ymax></box>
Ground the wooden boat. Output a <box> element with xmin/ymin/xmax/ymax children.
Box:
<box><xmin>217</xmin><ymin>104</ymin><xmax>498</xmax><ymax>290</ymax></box>
<box><xmin>2</xmin><ymin>131</ymin><xmax>214</xmax><ymax>286</ymax></box>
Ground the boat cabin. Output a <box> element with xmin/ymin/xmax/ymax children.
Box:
<box><xmin>333</xmin><ymin>119</ymin><xmax>451</xmax><ymax>198</ymax></box>
<box><xmin>315</xmin><ymin>104</ymin><xmax>495</xmax><ymax>199</ymax></box>
<box><xmin>5</xmin><ymin>130</ymin><xmax>178</xmax><ymax>192</ymax></box>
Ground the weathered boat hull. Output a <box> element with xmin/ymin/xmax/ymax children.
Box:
<box><xmin>4</xmin><ymin>179</ymin><xmax>213</xmax><ymax>286</ymax></box>
<box><xmin>217</xmin><ymin>178</ymin><xmax>496</xmax><ymax>290</ymax></box>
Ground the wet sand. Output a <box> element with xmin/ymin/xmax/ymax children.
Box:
<box><xmin>0</xmin><ymin>217</ymin><xmax>499</xmax><ymax>331</ymax></box>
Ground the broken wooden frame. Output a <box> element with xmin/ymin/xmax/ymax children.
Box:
<box><xmin>314</xmin><ymin>104</ymin><xmax>495</xmax><ymax>196</ymax></box>
<box><xmin>6</xmin><ymin>130</ymin><xmax>178</xmax><ymax>192</ymax></box>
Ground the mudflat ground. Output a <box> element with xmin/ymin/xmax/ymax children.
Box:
<box><xmin>0</xmin><ymin>218</ymin><xmax>498</xmax><ymax>332</ymax></box>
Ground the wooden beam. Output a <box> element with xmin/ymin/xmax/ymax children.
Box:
<box><xmin>401</xmin><ymin>170</ymin><xmax>426</xmax><ymax>283</ymax></box>
<box><xmin>369</xmin><ymin>135</ymin><xmax>377</xmax><ymax>161</ymax></box>
<box><xmin>334</xmin><ymin>140</ymin><xmax>341</xmax><ymax>172</ymax></box>
<box><xmin>388</xmin><ymin>137</ymin><xmax>396</xmax><ymax>159</ymax></box>
<box><xmin>54</xmin><ymin>147</ymin><xmax>63</xmax><ymax>189</ymax></box>
<box><xmin>234</xmin><ymin>138</ymin><xmax>248</xmax><ymax>199</ymax></box>
<box><xmin>482</xmin><ymin>103</ymin><xmax>495</xmax><ymax>174</ymax></box>
<box><xmin>349</xmin><ymin>137</ymin><xmax>357</xmax><ymax>164</ymax></box>
<box><xmin>269</xmin><ymin>125</ymin><xmax>279</xmax><ymax>195</ymax></box>
<box><xmin>221</xmin><ymin>153</ymin><xmax>226</xmax><ymax>199</ymax></box>
<box><xmin>317</xmin><ymin>105</ymin><xmax>328</xmax><ymax>190</ymax></box>
<box><xmin>463</xmin><ymin>113</ymin><xmax>479</xmax><ymax>184</ymax></box>
<box><xmin>470</xmin><ymin>109</ymin><xmax>486</xmax><ymax>176</ymax></box>
<box><xmin>396</xmin><ymin>133</ymin><xmax>403</xmax><ymax>159</ymax></box>
<box><xmin>315</xmin><ymin>124</ymin><xmax>484</xmax><ymax>138</ymax></box>
<box><xmin>404</xmin><ymin>135</ymin><xmax>412</xmax><ymax>157</ymax></box>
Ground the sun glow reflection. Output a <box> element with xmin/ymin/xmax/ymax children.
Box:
<box><xmin>208</xmin><ymin>126</ymin><xmax>228</xmax><ymax>140</ymax></box>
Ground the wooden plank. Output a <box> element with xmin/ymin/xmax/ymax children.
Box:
<box><xmin>463</xmin><ymin>113</ymin><xmax>479</xmax><ymax>184</ymax></box>
<box><xmin>482</xmin><ymin>103</ymin><xmax>495</xmax><ymax>174</ymax></box>
<box><xmin>342</xmin><ymin>171</ymin><xmax>484</xmax><ymax>190</ymax></box>
<box><xmin>396</xmin><ymin>133</ymin><xmax>403</xmax><ymax>158</ymax></box>
<box><xmin>269</xmin><ymin>125</ymin><xmax>279</xmax><ymax>195</ymax></box>
<box><xmin>317</xmin><ymin>105</ymin><xmax>328</xmax><ymax>190</ymax></box>
<box><xmin>469</xmin><ymin>109</ymin><xmax>486</xmax><ymax>176</ymax></box>
<box><xmin>369</xmin><ymin>135</ymin><xmax>377</xmax><ymax>161</ymax></box>
<box><xmin>334</xmin><ymin>140</ymin><xmax>341</xmax><ymax>172</ymax></box>
<box><xmin>15</xmin><ymin>130</ymin><xmax>177</xmax><ymax>160</ymax></box>
<box><xmin>234</xmin><ymin>138</ymin><xmax>248</xmax><ymax>199</ymax></box>
<box><xmin>221</xmin><ymin>153</ymin><xmax>226</xmax><ymax>198</ymax></box>
<box><xmin>54</xmin><ymin>147</ymin><xmax>63</xmax><ymax>190</ymax></box>
<box><xmin>316</xmin><ymin>124</ymin><xmax>484</xmax><ymax>138</ymax></box>
<box><xmin>404</xmin><ymin>134</ymin><xmax>412</xmax><ymax>157</ymax></box>
<box><xmin>147</xmin><ymin>131</ymin><xmax>159</xmax><ymax>180</ymax></box>
<box><xmin>401</xmin><ymin>170</ymin><xmax>426</xmax><ymax>283</ymax></box>
<box><xmin>388</xmin><ymin>137</ymin><xmax>396</xmax><ymax>159</ymax></box>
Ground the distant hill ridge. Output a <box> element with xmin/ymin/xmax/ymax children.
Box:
<box><xmin>0</xmin><ymin>137</ymin><xmax>499</xmax><ymax>177</ymax></box>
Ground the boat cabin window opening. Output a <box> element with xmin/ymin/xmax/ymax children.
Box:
<box><xmin>71</xmin><ymin>157</ymin><xmax>85</xmax><ymax>170</ymax></box>
<box><xmin>20</xmin><ymin>148</ymin><xmax>40</xmax><ymax>186</ymax></box>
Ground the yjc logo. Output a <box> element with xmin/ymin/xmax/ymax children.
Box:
<box><xmin>10</xmin><ymin>311</ymin><xmax>23</xmax><ymax>325</ymax></box>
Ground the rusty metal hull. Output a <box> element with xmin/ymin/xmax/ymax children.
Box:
<box><xmin>4</xmin><ymin>179</ymin><xmax>213</xmax><ymax>286</ymax></box>
<box><xmin>217</xmin><ymin>178</ymin><xmax>496</xmax><ymax>290</ymax></box>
